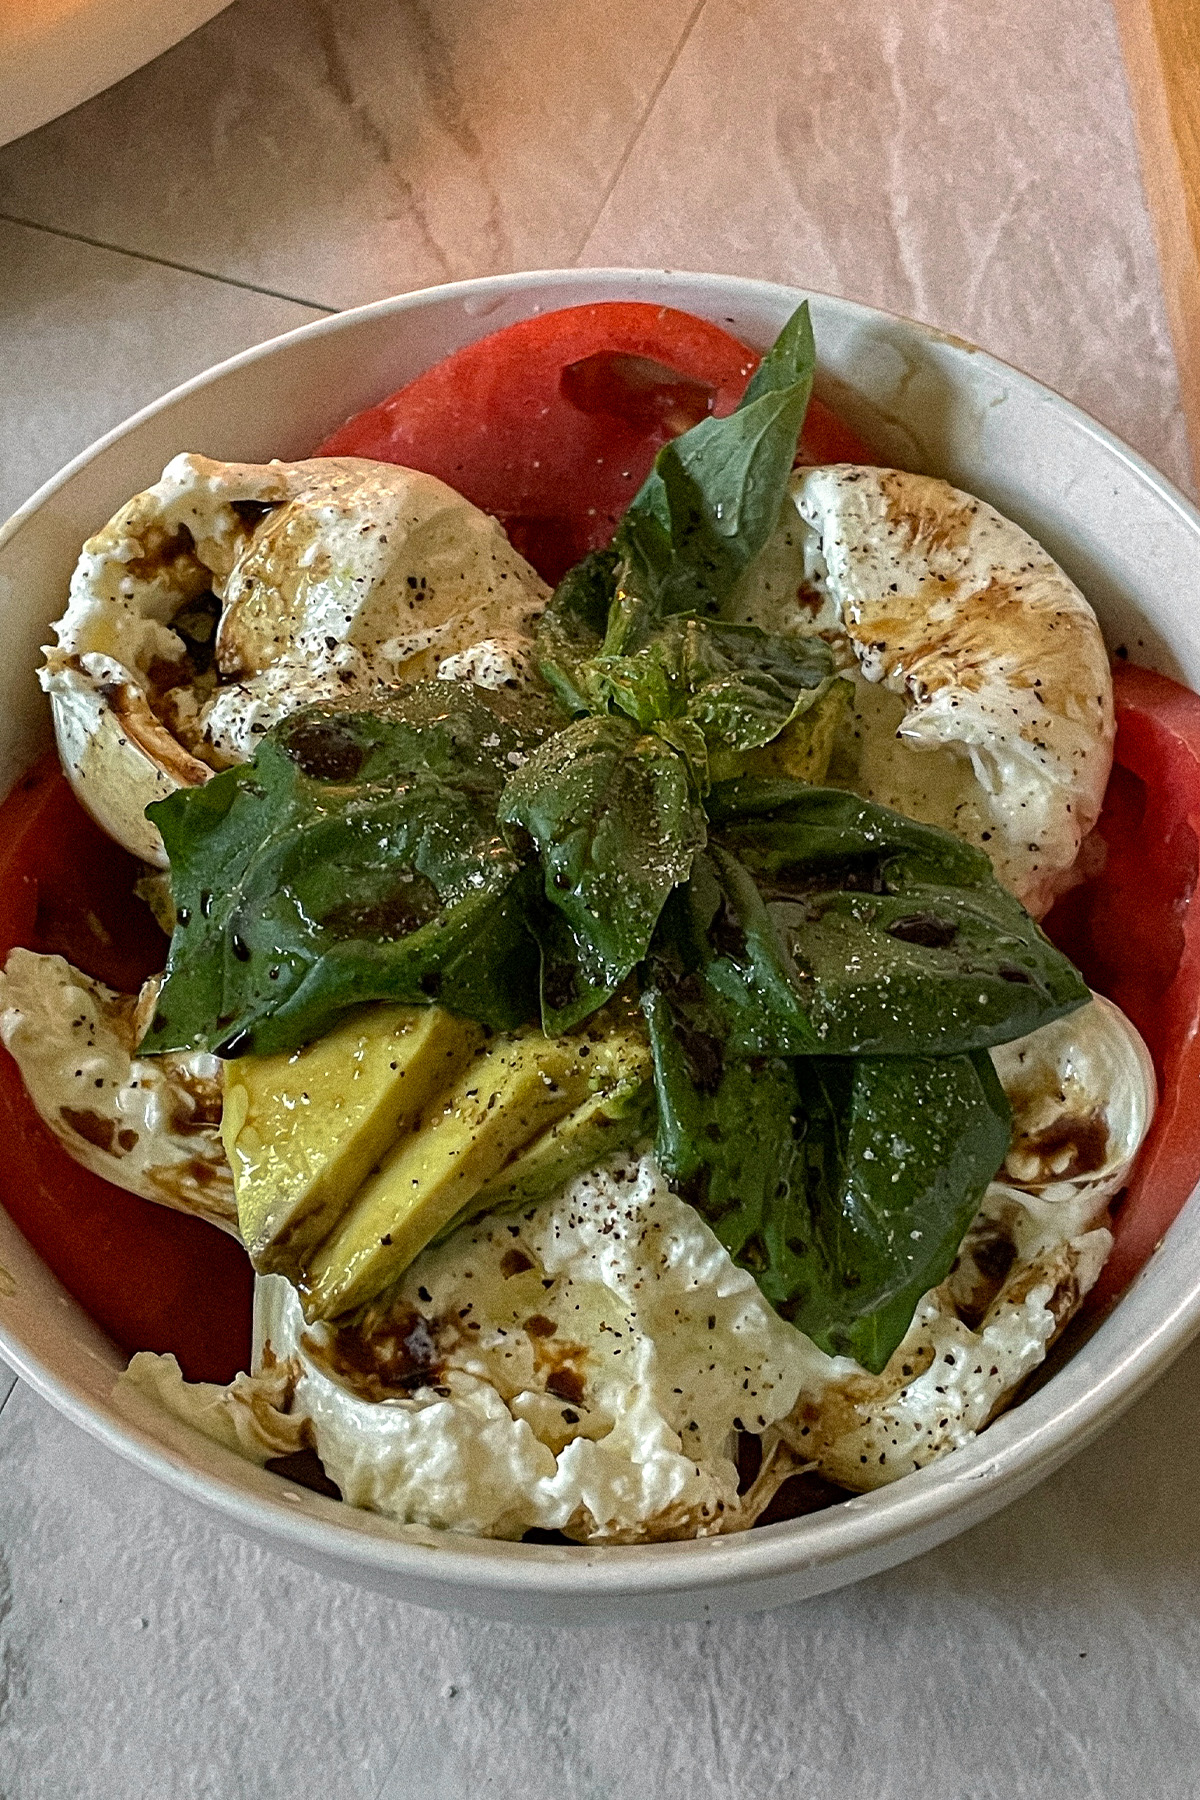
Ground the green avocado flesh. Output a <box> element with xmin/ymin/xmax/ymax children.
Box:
<box><xmin>221</xmin><ymin>1004</ymin><xmax>483</xmax><ymax>1274</ymax></box>
<box><xmin>221</xmin><ymin>998</ymin><xmax>653</xmax><ymax>1321</ymax></box>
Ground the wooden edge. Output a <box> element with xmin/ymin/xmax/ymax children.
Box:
<box><xmin>1113</xmin><ymin>0</ymin><xmax>1200</xmax><ymax>489</ymax></box>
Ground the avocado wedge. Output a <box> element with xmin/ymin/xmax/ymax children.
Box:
<box><xmin>299</xmin><ymin>1015</ymin><xmax>652</xmax><ymax>1320</ymax></box>
<box><xmin>457</xmin><ymin>1032</ymin><xmax>654</xmax><ymax>1228</ymax></box>
<box><xmin>221</xmin><ymin>1003</ymin><xmax>482</xmax><ymax>1273</ymax></box>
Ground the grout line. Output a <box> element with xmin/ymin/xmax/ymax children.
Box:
<box><xmin>0</xmin><ymin>1373</ymin><xmax>18</xmax><ymax>1423</ymax></box>
<box><xmin>0</xmin><ymin>213</ymin><xmax>340</xmax><ymax>314</ymax></box>
<box><xmin>570</xmin><ymin>0</ymin><xmax>710</xmax><ymax>263</ymax></box>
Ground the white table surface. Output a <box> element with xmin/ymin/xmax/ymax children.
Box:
<box><xmin>1</xmin><ymin>2</ymin><xmax>1198</xmax><ymax>1793</ymax></box>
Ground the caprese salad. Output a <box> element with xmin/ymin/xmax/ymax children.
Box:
<box><xmin>0</xmin><ymin>297</ymin><xmax>1195</xmax><ymax>1545</ymax></box>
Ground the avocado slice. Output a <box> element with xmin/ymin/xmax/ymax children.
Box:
<box><xmin>221</xmin><ymin>1003</ymin><xmax>483</xmax><ymax>1273</ymax></box>
<box><xmin>299</xmin><ymin>1020</ymin><xmax>647</xmax><ymax>1319</ymax></box>
<box><xmin>446</xmin><ymin>1032</ymin><xmax>654</xmax><ymax>1233</ymax></box>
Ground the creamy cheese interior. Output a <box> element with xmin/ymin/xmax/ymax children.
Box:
<box><xmin>41</xmin><ymin>454</ymin><xmax>550</xmax><ymax>865</ymax></box>
<box><xmin>124</xmin><ymin>1160</ymin><xmax>847</xmax><ymax>1542</ymax></box>
<box><xmin>0</xmin><ymin>948</ymin><xmax>235</xmax><ymax>1233</ymax></box>
<box><xmin>726</xmin><ymin>465</ymin><xmax>1114</xmax><ymax>917</ymax></box>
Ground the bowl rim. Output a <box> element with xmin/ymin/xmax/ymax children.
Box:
<box><xmin>3</xmin><ymin>264</ymin><xmax>1200</xmax><ymax>1606</ymax></box>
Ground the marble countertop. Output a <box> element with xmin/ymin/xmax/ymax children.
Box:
<box><xmin>1</xmin><ymin>1</ymin><xmax>1198</xmax><ymax>1793</ymax></box>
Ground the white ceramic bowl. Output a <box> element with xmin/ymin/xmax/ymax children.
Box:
<box><xmin>2</xmin><ymin>269</ymin><xmax>1199</xmax><ymax>1625</ymax></box>
<box><xmin>0</xmin><ymin>1</ymin><xmax>233</xmax><ymax>149</ymax></box>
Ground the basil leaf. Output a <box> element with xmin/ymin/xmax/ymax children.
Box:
<box><xmin>708</xmin><ymin>782</ymin><xmax>1090</xmax><ymax>1053</ymax></box>
<box><xmin>732</xmin><ymin>677</ymin><xmax>854</xmax><ymax>787</ymax></box>
<box><xmin>523</xmin><ymin>898</ymin><xmax>621</xmax><ymax>1036</ymax></box>
<box><xmin>650</xmin><ymin>713</ymin><xmax>711</xmax><ymax>791</ymax></box>
<box><xmin>781</xmin><ymin>1054</ymin><xmax>1012</xmax><ymax>1369</ymax></box>
<box><xmin>142</xmin><ymin>687</ymin><xmax>545</xmax><ymax>1056</ymax></box>
<box><xmin>586</xmin><ymin>626</ymin><xmax>680</xmax><ymax>729</ymax></box>
<box><xmin>584</xmin><ymin>615</ymin><xmax>834</xmax><ymax>752</ymax></box>
<box><xmin>534</xmin><ymin>548</ymin><xmax>620</xmax><ymax>715</ymax></box>
<box><xmin>642</xmin><ymin>979</ymin><xmax>802</xmax><ymax>1275</ymax></box>
<box><xmin>738</xmin><ymin>298</ymin><xmax>820</xmax><ymax>407</ymax></box>
<box><xmin>647</xmin><ymin>848</ymin><xmax>818</xmax><ymax>1058</ymax></box>
<box><xmin>498</xmin><ymin>714</ymin><xmax>706</xmax><ymax>1002</ymax></box>
<box><xmin>643</xmin><ymin>978</ymin><xmax>1011</xmax><ymax>1373</ymax></box>
<box><xmin>707</xmin><ymin>777</ymin><xmax>988</xmax><ymax>882</ymax></box>
<box><xmin>535</xmin><ymin>302</ymin><xmax>824</xmax><ymax>818</ymax></box>
<box><xmin>616</xmin><ymin>301</ymin><xmax>816</xmax><ymax>618</ymax></box>
<box><xmin>679</xmin><ymin>623</ymin><xmax>834</xmax><ymax>752</ymax></box>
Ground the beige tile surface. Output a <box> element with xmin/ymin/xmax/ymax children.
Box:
<box><xmin>583</xmin><ymin>0</ymin><xmax>1195</xmax><ymax>494</ymax></box>
<box><xmin>0</xmin><ymin>218</ymin><xmax>325</xmax><ymax>521</ymax></box>
<box><xmin>0</xmin><ymin>0</ymin><xmax>701</xmax><ymax>309</ymax></box>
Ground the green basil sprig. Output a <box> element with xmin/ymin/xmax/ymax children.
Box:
<box><xmin>644</xmin><ymin>966</ymin><xmax>1012</xmax><ymax>1372</ymax></box>
<box><xmin>536</xmin><ymin>301</ymin><xmax>821</xmax><ymax>717</ymax></box>
<box><xmin>516</xmin><ymin>301</ymin><xmax>826</xmax><ymax>991</ymax></box>
<box><xmin>615</xmin><ymin>299</ymin><xmax>817</xmax><ymax>619</ymax></box>
<box><xmin>581</xmin><ymin>615</ymin><xmax>836</xmax><ymax>788</ymax></box>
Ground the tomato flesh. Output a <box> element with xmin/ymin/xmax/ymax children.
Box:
<box><xmin>316</xmin><ymin>301</ymin><xmax>877</xmax><ymax>584</ymax></box>
<box><xmin>1045</xmin><ymin>661</ymin><xmax>1200</xmax><ymax>1308</ymax></box>
<box><xmin>0</xmin><ymin>757</ymin><xmax>253</xmax><ymax>1383</ymax></box>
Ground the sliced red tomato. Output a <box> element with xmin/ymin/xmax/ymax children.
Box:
<box><xmin>1045</xmin><ymin>660</ymin><xmax>1200</xmax><ymax>1309</ymax></box>
<box><xmin>316</xmin><ymin>301</ymin><xmax>877</xmax><ymax>584</ymax></box>
<box><xmin>795</xmin><ymin>396</ymin><xmax>878</xmax><ymax>468</ymax></box>
<box><xmin>0</xmin><ymin>757</ymin><xmax>253</xmax><ymax>1383</ymax></box>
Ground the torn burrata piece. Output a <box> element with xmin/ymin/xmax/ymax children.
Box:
<box><xmin>41</xmin><ymin>454</ymin><xmax>550</xmax><ymax>865</ymax></box>
<box><xmin>122</xmin><ymin>1159</ymin><xmax>848</xmax><ymax>1542</ymax></box>
<box><xmin>781</xmin><ymin>991</ymin><xmax>1156</xmax><ymax>1488</ymax></box>
<box><xmin>0</xmin><ymin>947</ymin><xmax>236</xmax><ymax>1233</ymax></box>
<box><xmin>727</xmin><ymin>466</ymin><xmax>1114</xmax><ymax>917</ymax></box>
<box><xmin>116</xmin><ymin>992</ymin><xmax>1154</xmax><ymax>1531</ymax></box>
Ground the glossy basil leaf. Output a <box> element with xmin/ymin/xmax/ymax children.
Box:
<box><xmin>643</xmin><ymin>976</ymin><xmax>1011</xmax><ymax>1373</ymax></box>
<box><xmin>583</xmin><ymin>615</ymin><xmax>834</xmax><ymax>753</ymax></box>
<box><xmin>536</xmin><ymin>304</ymin><xmax>820</xmax><ymax>712</ymax></box>
<box><xmin>535</xmin><ymin>304</ymin><xmax>824</xmax><ymax>820</ymax></box>
<box><xmin>679</xmin><ymin>624</ymin><xmax>834</xmax><ymax>752</ymax></box>
<box><xmin>642</xmin><ymin>980</ymin><xmax>803</xmax><ymax>1287</ymax></box>
<box><xmin>587</xmin><ymin>629</ymin><xmax>678</xmax><ymax>729</ymax></box>
<box><xmin>707</xmin><ymin>782</ymin><xmax>1090</xmax><ymax>1054</ymax></box>
<box><xmin>534</xmin><ymin>548</ymin><xmax>620</xmax><ymax>715</ymax></box>
<box><xmin>646</xmin><ymin>848</ymin><xmax>819</xmax><ymax>1060</ymax></box>
<box><xmin>707</xmin><ymin>777</ymin><xmax>989</xmax><ymax>883</ymax></box>
<box><xmin>616</xmin><ymin>301</ymin><xmax>816</xmax><ymax>618</ymax></box>
<box><xmin>142</xmin><ymin>687</ymin><xmax>545</xmax><ymax>1056</ymax></box>
<box><xmin>646</xmin><ymin>713</ymin><xmax>709</xmax><ymax>793</ymax></box>
<box><xmin>498</xmin><ymin>713</ymin><xmax>706</xmax><ymax>1000</ymax></box>
<box><xmin>780</xmin><ymin>1054</ymin><xmax>1012</xmax><ymax>1369</ymax></box>
<box><xmin>738</xmin><ymin>299</ymin><xmax>820</xmax><ymax>408</ymax></box>
<box><xmin>523</xmin><ymin>897</ymin><xmax>619</xmax><ymax>1036</ymax></box>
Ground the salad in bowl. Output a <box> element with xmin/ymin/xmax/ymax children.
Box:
<box><xmin>0</xmin><ymin>276</ymin><xmax>1196</xmax><ymax>1588</ymax></box>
